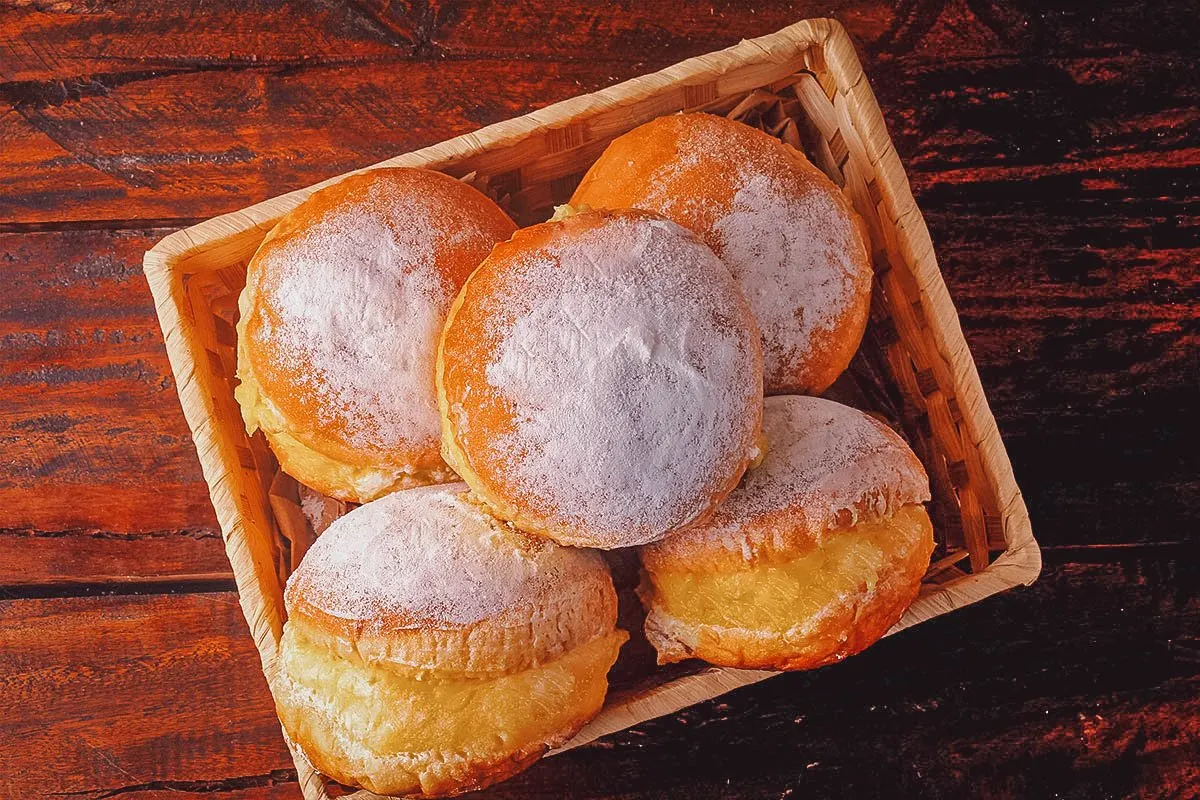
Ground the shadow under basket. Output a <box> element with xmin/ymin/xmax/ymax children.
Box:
<box><xmin>144</xmin><ymin>18</ymin><xmax>1040</xmax><ymax>800</ymax></box>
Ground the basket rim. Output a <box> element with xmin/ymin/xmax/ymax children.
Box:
<box><xmin>143</xmin><ymin>16</ymin><xmax>1039</xmax><ymax>797</ymax></box>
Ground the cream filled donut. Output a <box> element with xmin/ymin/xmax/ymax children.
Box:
<box><xmin>236</xmin><ymin>168</ymin><xmax>516</xmax><ymax>503</ymax></box>
<box><xmin>437</xmin><ymin>208</ymin><xmax>764</xmax><ymax>549</ymax></box>
<box><xmin>638</xmin><ymin>395</ymin><xmax>934</xmax><ymax>670</ymax></box>
<box><xmin>571</xmin><ymin>113</ymin><xmax>873</xmax><ymax>395</ymax></box>
<box><xmin>274</xmin><ymin>483</ymin><xmax>627</xmax><ymax>797</ymax></box>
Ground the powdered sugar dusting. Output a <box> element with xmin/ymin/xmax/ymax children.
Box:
<box><xmin>653</xmin><ymin>396</ymin><xmax>930</xmax><ymax>560</ymax></box>
<box><xmin>287</xmin><ymin>483</ymin><xmax>598</xmax><ymax>626</ymax></box>
<box><xmin>630</xmin><ymin>115</ymin><xmax>870</xmax><ymax>388</ymax></box>
<box><xmin>478</xmin><ymin>215</ymin><xmax>761</xmax><ymax>547</ymax></box>
<box><xmin>711</xmin><ymin>172</ymin><xmax>864</xmax><ymax>381</ymax></box>
<box><xmin>251</xmin><ymin>175</ymin><xmax>486</xmax><ymax>453</ymax></box>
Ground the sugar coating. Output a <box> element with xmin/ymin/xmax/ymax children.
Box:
<box><xmin>649</xmin><ymin>395</ymin><xmax>931</xmax><ymax>561</ymax></box>
<box><xmin>287</xmin><ymin>484</ymin><xmax>603</xmax><ymax>627</ymax></box>
<box><xmin>617</xmin><ymin>115</ymin><xmax>870</xmax><ymax>388</ymax></box>
<box><xmin>250</xmin><ymin>176</ymin><xmax>490</xmax><ymax>453</ymax></box>
<box><xmin>477</xmin><ymin>215</ymin><xmax>762</xmax><ymax>547</ymax></box>
<box><xmin>711</xmin><ymin>172</ymin><xmax>864</xmax><ymax>381</ymax></box>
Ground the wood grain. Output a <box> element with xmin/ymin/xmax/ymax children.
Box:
<box><xmin>0</xmin><ymin>59</ymin><xmax>631</xmax><ymax>225</ymax></box>
<box><xmin>409</xmin><ymin>0</ymin><xmax>896</xmax><ymax>60</ymax></box>
<box><xmin>0</xmin><ymin>530</ymin><xmax>229</xmax><ymax>588</ymax></box>
<box><xmin>0</xmin><ymin>231</ymin><xmax>219</xmax><ymax>528</ymax></box>
<box><xmin>57</xmin><ymin>786</ymin><xmax>301</xmax><ymax>800</ymax></box>
<box><xmin>0</xmin><ymin>228</ymin><xmax>229</xmax><ymax>586</ymax></box>
<box><xmin>3</xmin><ymin>1</ymin><xmax>1195</xmax><ymax>225</ymax></box>
<box><xmin>0</xmin><ymin>0</ymin><xmax>409</xmax><ymax>84</ymax></box>
<box><xmin>0</xmin><ymin>0</ymin><xmax>886</xmax><ymax>85</ymax></box>
<box><xmin>0</xmin><ymin>592</ymin><xmax>292</xmax><ymax>799</ymax></box>
<box><xmin>60</xmin><ymin>786</ymin><xmax>302</xmax><ymax>800</ymax></box>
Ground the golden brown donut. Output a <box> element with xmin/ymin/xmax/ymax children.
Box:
<box><xmin>236</xmin><ymin>168</ymin><xmax>516</xmax><ymax>503</ymax></box>
<box><xmin>571</xmin><ymin>113</ymin><xmax>873</xmax><ymax>395</ymax></box>
<box><xmin>437</xmin><ymin>208</ymin><xmax>764</xmax><ymax>549</ymax></box>
<box><xmin>274</xmin><ymin>483</ymin><xmax>627</xmax><ymax>797</ymax></box>
<box><xmin>638</xmin><ymin>395</ymin><xmax>934</xmax><ymax>670</ymax></box>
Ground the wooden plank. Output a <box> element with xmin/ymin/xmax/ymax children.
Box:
<box><xmin>0</xmin><ymin>0</ymin><xmax>412</xmax><ymax>83</ymax></box>
<box><xmin>0</xmin><ymin>227</ymin><xmax>231</xmax><ymax>585</ymax></box>
<box><xmin>0</xmin><ymin>592</ymin><xmax>293</xmax><ymax>798</ymax></box>
<box><xmin>0</xmin><ymin>229</ymin><xmax>216</xmax><ymax>536</ymax></box>
<box><xmin>0</xmin><ymin>1</ymin><xmax>891</xmax><ymax>86</ymax></box>
<box><xmin>62</xmin><ymin>785</ymin><xmax>301</xmax><ymax>800</ymax></box>
<box><xmin>8</xmin><ymin>559</ymin><xmax>1194</xmax><ymax>798</ymax></box>
<box><xmin>0</xmin><ymin>59</ymin><xmax>631</xmax><ymax>225</ymax></box>
<box><xmin>421</xmin><ymin>1</ymin><xmax>896</xmax><ymax>61</ymax></box>
<box><xmin>0</xmin><ymin>529</ymin><xmax>229</xmax><ymax>587</ymax></box>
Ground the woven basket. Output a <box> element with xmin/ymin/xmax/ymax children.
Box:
<box><xmin>144</xmin><ymin>18</ymin><xmax>1039</xmax><ymax>799</ymax></box>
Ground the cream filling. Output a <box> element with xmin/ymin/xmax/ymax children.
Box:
<box><xmin>277</xmin><ymin>624</ymin><xmax>625</xmax><ymax>764</ymax></box>
<box><xmin>647</xmin><ymin>504</ymin><xmax>931</xmax><ymax>633</ymax></box>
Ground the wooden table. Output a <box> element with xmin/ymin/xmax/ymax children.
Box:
<box><xmin>2</xmin><ymin>2</ymin><xmax>1197</xmax><ymax>798</ymax></box>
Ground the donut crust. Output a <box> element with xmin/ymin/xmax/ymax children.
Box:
<box><xmin>437</xmin><ymin>208</ymin><xmax>764</xmax><ymax>549</ymax></box>
<box><xmin>638</xmin><ymin>396</ymin><xmax>934</xmax><ymax>670</ymax></box>
<box><xmin>274</xmin><ymin>485</ymin><xmax>627</xmax><ymax>796</ymax></box>
<box><xmin>236</xmin><ymin>168</ymin><xmax>516</xmax><ymax>503</ymax></box>
<box><xmin>276</xmin><ymin>617</ymin><xmax>626</xmax><ymax>797</ymax></box>
<box><xmin>639</xmin><ymin>504</ymin><xmax>934</xmax><ymax>670</ymax></box>
<box><xmin>572</xmin><ymin>113</ymin><xmax>872</xmax><ymax>395</ymax></box>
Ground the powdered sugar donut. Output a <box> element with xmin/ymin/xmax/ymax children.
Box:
<box><xmin>437</xmin><ymin>208</ymin><xmax>764</xmax><ymax>549</ymax></box>
<box><xmin>572</xmin><ymin>113</ymin><xmax>873</xmax><ymax>395</ymax></box>
<box><xmin>275</xmin><ymin>483</ymin><xmax>627</xmax><ymax>797</ymax></box>
<box><xmin>638</xmin><ymin>395</ymin><xmax>934</xmax><ymax>670</ymax></box>
<box><xmin>236</xmin><ymin>168</ymin><xmax>516</xmax><ymax>503</ymax></box>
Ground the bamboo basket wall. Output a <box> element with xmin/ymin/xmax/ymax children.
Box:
<box><xmin>144</xmin><ymin>18</ymin><xmax>1040</xmax><ymax>800</ymax></box>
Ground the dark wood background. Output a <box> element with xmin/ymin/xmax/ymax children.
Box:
<box><xmin>1</xmin><ymin>2</ymin><xmax>1197</xmax><ymax>798</ymax></box>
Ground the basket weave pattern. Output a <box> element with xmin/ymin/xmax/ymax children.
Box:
<box><xmin>145</xmin><ymin>19</ymin><xmax>1039</xmax><ymax>800</ymax></box>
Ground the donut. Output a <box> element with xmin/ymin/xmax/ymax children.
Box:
<box><xmin>638</xmin><ymin>395</ymin><xmax>934</xmax><ymax>670</ymax></box>
<box><xmin>571</xmin><ymin>112</ymin><xmax>873</xmax><ymax>395</ymax></box>
<box><xmin>273</xmin><ymin>483</ymin><xmax>627</xmax><ymax>797</ymax></box>
<box><xmin>437</xmin><ymin>208</ymin><xmax>764</xmax><ymax>549</ymax></box>
<box><xmin>236</xmin><ymin>168</ymin><xmax>517</xmax><ymax>503</ymax></box>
